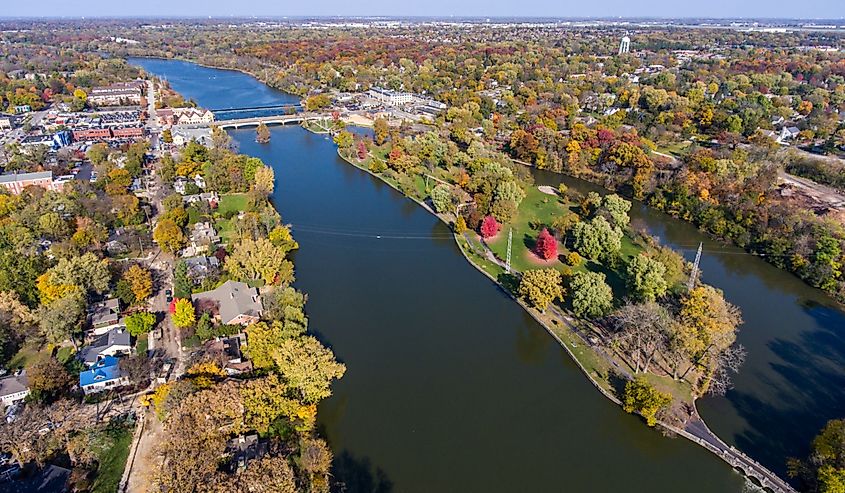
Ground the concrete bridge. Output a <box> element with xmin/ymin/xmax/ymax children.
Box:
<box><xmin>668</xmin><ymin>418</ymin><xmax>797</xmax><ymax>493</ymax></box>
<box><xmin>177</xmin><ymin>112</ymin><xmax>327</xmax><ymax>130</ymax></box>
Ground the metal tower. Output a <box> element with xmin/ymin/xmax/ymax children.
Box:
<box><xmin>506</xmin><ymin>228</ymin><xmax>513</xmax><ymax>274</ymax></box>
<box><xmin>687</xmin><ymin>242</ymin><xmax>703</xmax><ymax>291</ymax></box>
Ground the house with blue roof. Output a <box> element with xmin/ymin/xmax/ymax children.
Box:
<box><xmin>79</xmin><ymin>356</ymin><xmax>130</xmax><ymax>395</ymax></box>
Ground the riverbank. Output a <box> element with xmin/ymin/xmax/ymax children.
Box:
<box><xmin>319</xmin><ymin>127</ymin><xmax>796</xmax><ymax>492</ymax></box>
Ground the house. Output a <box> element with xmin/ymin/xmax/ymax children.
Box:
<box><xmin>79</xmin><ymin>356</ymin><xmax>130</xmax><ymax>395</ymax></box>
<box><xmin>224</xmin><ymin>434</ymin><xmax>268</xmax><ymax>472</ymax></box>
<box><xmin>190</xmin><ymin>222</ymin><xmax>220</xmax><ymax>249</ymax></box>
<box><xmin>88</xmin><ymin>298</ymin><xmax>121</xmax><ymax>336</ymax></box>
<box><xmin>0</xmin><ymin>171</ymin><xmax>58</xmax><ymax>195</ymax></box>
<box><xmin>78</xmin><ymin>327</ymin><xmax>131</xmax><ymax>366</ymax></box>
<box><xmin>173</xmin><ymin>177</ymin><xmax>188</xmax><ymax>195</ymax></box>
<box><xmin>171</xmin><ymin>127</ymin><xmax>212</xmax><ymax>147</ymax></box>
<box><xmin>192</xmin><ymin>280</ymin><xmax>263</xmax><ymax>326</ymax></box>
<box><xmin>778</xmin><ymin>126</ymin><xmax>801</xmax><ymax>143</ymax></box>
<box><xmin>0</xmin><ymin>117</ymin><xmax>12</xmax><ymax>132</ymax></box>
<box><xmin>182</xmin><ymin>191</ymin><xmax>219</xmax><ymax>207</ymax></box>
<box><xmin>204</xmin><ymin>333</ymin><xmax>252</xmax><ymax>375</ymax></box>
<box><xmin>88</xmin><ymin>82</ymin><xmax>142</xmax><ymax>107</ymax></box>
<box><xmin>0</xmin><ymin>371</ymin><xmax>29</xmax><ymax>407</ymax></box>
<box><xmin>194</xmin><ymin>174</ymin><xmax>206</xmax><ymax>189</ymax></box>
<box><xmin>183</xmin><ymin>255</ymin><xmax>220</xmax><ymax>284</ymax></box>
<box><xmin>171</xmin><ymin>108</ymin><xmax>215</xmax><ymax>126</ymax></box>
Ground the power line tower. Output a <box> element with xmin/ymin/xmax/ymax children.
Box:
<box><xmin>505</xmin><ymin>228</ymin><xmax>513</xmax><ymax>274</ymax></box>
<box><xmin>687</xmin><ymin>242</ymin><xmax>703</xmax><ymax>291</ymax></box>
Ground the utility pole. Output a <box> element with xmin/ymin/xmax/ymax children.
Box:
<box><xmin>506</xmin><ymin>228</ymin><xmax>513</xmax><ymax>274</ymax></box>
<box><xmin>687</xmin><ymin>242</ymin><xmax>703</xmax><ymax>291</ymax></box>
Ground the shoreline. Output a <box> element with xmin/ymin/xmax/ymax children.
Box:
<box><xmin>324</xmin><ymin>132</ymin><xmax>794</xmax><ymax>493</ymax></box>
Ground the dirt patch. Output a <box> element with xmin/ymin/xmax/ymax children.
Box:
<box><xmin>524</xmin><ymin>248</ymin><xmax>559</xmax><ymax>266</ymax></box>
<box><xmin>538</xmin><ymin>185</ymin><xmax>558</xmax><ymax>196</ymax></box>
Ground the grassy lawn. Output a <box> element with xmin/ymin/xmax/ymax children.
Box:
<box><xmin>136</xmin><ymin>336</ymin><xmax>148</xmax><ymax>356</ymax></box>
<box><xmin>6</xmin><ymin>342</ymin><xmax>48</xmax><ymax>370</ymax></box>
<box><xmin>217</xmin><ymin>193</ymin><xmax>249</xmax><ymax>216</ymax></box>
<box><xmin>215</xmin><ymin>218</ymin><xmax>234</xmax><ymax>243</ymax></box>
<box><xmin>91</xmin><ymin>426</ymin><xmax>133</xmax><ymax>493</ymax></box>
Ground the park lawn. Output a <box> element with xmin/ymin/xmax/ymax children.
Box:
<box><xmin>217</xmin><ymin>193</ymin><xmax>249</xmax><ymax>217</ymax></box>
<box><xmin>90</xmin><ymin>426</ymin><xmax>133</xmax><ymax>493</ymax></box>
<box><xmin>6</xmin><ymin>342</ymin><xmax>48</xmax><ymax>370</ymax></box>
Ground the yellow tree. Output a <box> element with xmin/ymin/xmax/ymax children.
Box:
<box><xmin>123</xmin><ymin>265</ymin><xmax>153</xmax><ymax>303</ymax></box>
<box><xmin>172</xmin><ymin>299</ymin><xmax>196</xmax><ymax>329</ymax></box>
<box><xmin>153</xmin><ymin>218</ymin><xmax>186</xmax><ymax>253</ymax></box>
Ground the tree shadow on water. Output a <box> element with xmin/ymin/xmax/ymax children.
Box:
<box><xmin>332</xmin><ymin>450</ymin><xmax>394</xmax><ymax>493</ymax></box>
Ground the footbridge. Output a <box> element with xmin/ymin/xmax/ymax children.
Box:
<box><xmin>668</xmin><ymin>417</ymin><xmax>797</xmax><ymax>493</ymax></box>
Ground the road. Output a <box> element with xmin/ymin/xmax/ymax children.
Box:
<box><xmin>778</xmin><ymin>170</ymin><xmax>845</xmax><ymax>209</ymax></box>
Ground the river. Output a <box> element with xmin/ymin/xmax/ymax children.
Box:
<box><xmin>129</xmin><ymin>57</ymin><xmax>843</xmax><ymax>492</ymax></box>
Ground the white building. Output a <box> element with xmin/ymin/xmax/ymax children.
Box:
<box><xmin>368</xmin><ymin>87</ymin><xmax>415</xmax><ymax>106</ymax></box>
<box><xmin>0</xmin><ymin>371</ymin><xmax>30</xmax><ymax>407</ymax></box>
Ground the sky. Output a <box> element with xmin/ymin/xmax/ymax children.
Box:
<box><xmin>2</xmin><ymin>0</ymin><xmax>843</xmax><ymax>20</ymax></box>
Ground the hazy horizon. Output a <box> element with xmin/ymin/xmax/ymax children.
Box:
<box><xmin>2</xmin><ymin>0</ymin><xmax>843</xmax><ymax>21</ymax></box>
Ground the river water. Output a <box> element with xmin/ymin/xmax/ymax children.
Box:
<box><xmin>129</xmin><ymin>57</ymin><xmax>845</xmax><ymax>491</ymax></box>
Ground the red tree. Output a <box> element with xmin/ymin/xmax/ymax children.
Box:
<box><xmin>535</xmin><ymin>228</ymin><xmax>557</xmax><ymax>260</ymax></box>
<box><xmin>480</xmin><ymin>215</ymin><xmax>500</xmax><ymax>239</ymax></box>
<box><xmin>357</xmin><ymin>140</ymin><xmax>367</xmax><ymax>160</ymax></box>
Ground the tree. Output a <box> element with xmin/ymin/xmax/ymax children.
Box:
<box><xmin>626</xmin><ymin>254</ymin><xmax>668</xmax><ymax>302</ymax></box>
<box><xmin>173</xmin><ymin>260</ymin><xmax>193</xmax><ymax>298</ymax></box>
<box><xmin>225</xmin><ymin>237</ymin><xmax>294</xmax><ymax>286</ymax></box>
<box><xmin>622</xmin><ymin>377</ymin><xmax>672</xmax><ymax>426</ymax></box>
<box><xmin>518</xmin><ymin>268</ymin><xmax>564</xmax><ymax>311</ymax></box>
<box><xmin>244</xmin><ymin>321</ymin><xmax>286</xmax><ymax>369</ymax></box>
<box><xmin>210</xmin><ymin>125</ymin><xmax>234</xmax><ymax>150</ymax></box>
<box><xmin>125</xmin><ymin>311</ymin><xmax>156</xmax><ymax>337</ymax></box>
<box><xmin>333</xmin><ymin>130</ymin><xmax>354</xmax><ymax>155</ymax></box>
<box><xmin>570</xmin><ymin>271</ymin><xmax>613</xmax><ymax>318</ymax></box>
<box><xmin>790</xmin><ymin>419</ymin><xmax>845</xmax><ymax>493</ymax></box>
<box><xmin>256</xmin><ymin>122</ymin><xmax>271</xmax><ymax>144</ymax></box>
<box><xmin>153</xmin><ymin>218</ymin><xmax>186</xmax><ymax>253</ymax></box>
<box><xmin>260</xmin><ymin>287</ymin><xmax>308</xmax><ymax>336</ymax></box>
<box><xmin>430</xmin><ymin>184</ymin><xmax>453</xmax><ymax>214</ymax></box>
<box><xmin>573</xmin><ymin>217</ymin><xmax>623</xmax><ymax>260</ymax></box>
<box><xmin>374</xmin><ymin>117</ymin><xmax>389</xmax><ymax>145</ymax></box>
<box><xmin>123</xmin><ymin>265</ymin><xmax>153</xmax><ymax>303</ymax></box>
<box><xmin>27</xmin><ymin>357</ymin><xmax>72</xmax><ymax>401</ymax></box>
<box><xmin>454</xmin><ymin>216</ymin><xmax>467</xmax><ymax>234</ymax></box>
<box><xmin>219</xmin><ymin>455</ymin><xmax>298</xmax><ymax>493</ymax></box>
<box><xmin>87</xmin><ymin>143</ymin><xmax>110</xmax><ymax>166</ymax></box>
<box><xmin>253</xmin><ymin>166</ymin><xmax>275</xmax><ymax>196</ymax></box>
<box><xmin>534</xmin><ymin>228</ymin><xmax>558</xmax><ymax>260</ymax></box>
<box><xmin>268</xmin><ymin>225</ymin><xmax>299</xmax><ymax>254</ymax></box>
<box><xmin>598</xmin><ymin>194</ymin><xmax>631</xmax><ymax>229</ymax></box>
<box><xmin>272</xmin><ymin>336</ymin><xmax>346</xmax><ymax>404</ymax></box>
<box><xmin>609</xmin><ymin>302</ymin><xmax>674</xmax><ymax>374</ymax></box>
<box><xmin>172</xmin><ymin>299</ymin><xmax>196</xmax><ymax>328</ymax></box>
<box><xmin>38</xmin><ymin>290</ymin><xmax>85</xmax><ymax>348</ymax></box>
<box><xmin>480</xmin><ymin>215</ymin><xmax>500</xmax><ymax>239</ymax></box>
<box><xmin>49</xmin><ymin>252</ymin><xmax>110</xmax><ymax>296</ymax></box>
<box><xmin>300</xmin><ymin>437</ymin><xmax>333</xmax><ymax>492</ymax></box>
<box><xmin>161</xmin><ymin>128</ymin><xmax>173</xmax><ymax>144</ymax></box>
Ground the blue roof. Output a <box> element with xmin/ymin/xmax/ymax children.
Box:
<box><xmin>79</xmin><ymin>356</ymin><xmax>123</xmax><ymax>387</ymax></box>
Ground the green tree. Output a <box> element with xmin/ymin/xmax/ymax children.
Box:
<box><xmin>622</xmin><ymin>377</ymin><xmax>672</xmax><ymax>427</ymax></box>
<box><xmin>49</xmin><ymin>252</ymin><xmax>110</xmax><ymax>296</ymax></box>
<box><xmin>172</xmin><ymin>298</ymin><xmax>196</xmax><ymax>328</ymax></box>
<box><xmin>430</xmin><ymin>184</ymin><xmax>453</xmax><ymax>214</ymax></box>
<box><xmin>518</xmin><ymin>268</ymin><xmax>564</xmax><ymax>311</ymax></box>
<box><xmin>626</xmin><ymin>254</ymin><xmax>668</xmax><ymax>301</ymax></box>
<box><xmin>570</xmin><ymin>271</ymin><xmax>613</xmax><ymax>318</ymax></box>
<box><xmin>598</xmin><ymin>194</ymin><xmax>631</xmax><ymax>229</ymax></box>
<box><xmin>38</xmin><ymin>290</ymin><xmax>85</xmax><ymax>348</ymax></box>
<box><xmin>573</xmin><ymin>216</ymin><xmax>623</xmax><ymax>260</ymax></box>
<box><xmin>125</xmin><ymin>311</ymin><xmax>156</xmax><ymax>337</ymax></box>
<box><xmin>173</xmin><ymin>261</ymin><xmax>193</xmax><ymax>298</ymax></box>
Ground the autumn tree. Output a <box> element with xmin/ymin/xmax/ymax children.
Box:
<box><xmin>172</xmin><ymin>298</ymin><xmax>196</xmax><ymax>328</ymax></box>
<box><xmin>27</xmin><ymin>357</ymin><xmax>72</xmax><ymax>401</ymax></box>
<box><xmin>153</xmin><ymin>218</ymin><xmax>186</xmax><ymax>253</ymax></box>
<box><xmin>534</xmin><ymin>228</ymin><xmax>558</xmax><ymax>260</ymax></box>
<box><xmin>123</xmin><ymin>264</ymin><xmax>153</xmax><ymax>303</ymax></box>
<box><xmin>225</xmin><ymin>237</ymin><xmax>294</xmax><ymax>286</ymax></box>
<box><xmin>256</xmin><ymin>122</ymin><xmax>271</xmax><ymax>144</ymax></box>
<box><xmin>622</xmin><ymin>377</ymin><xmax>672</xmax><ymax>427</ymax></box>
<box><xmin>518</xmin><ymin>268</ymin><xmax>564</xmax><ymax>311</ymax></box>
<box><xmin>253</xmin><ymin>165</ymin><xmax>275</xmax><ymax>196</ymax></box>
<box><xmin>38</xmin><ymin>289</ymin><xmax>85</xmax><ymax>348</ymax></box>
<box><xmin>480</xmin><ymin>215</ymin><xmax>500</xmax><ymax>239</ymax></box>
<box><xmin>272</xmin><ymin>336</ymin><xmax>346</xmax><ymax>404</ymax></box>
<box><xmin>373</xmin><ymin>117</ymin><xmax>389</xmax><ymax>145</ymax></box>
<box><xmin>430</xmin><ymin>184</ymin><xmax>453</xmax><ymax>214</ymax></box>
<box><xmin>573</xmin><ymin>216</ymin><xmax>623</xmax><ymax>260</ymax></box>
<box><xmin>569</xmin><ymin>271</ymin><xmax>613</xmax><ymax>319</ymax></box>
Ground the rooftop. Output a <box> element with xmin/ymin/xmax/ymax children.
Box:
<box><xmin>0</xmin><ymin>371</ymin><xmax>28</xmax><ymax>397</ymax></box>
<box><xmin>192</xmin><ymin>280</ymin><xmax>262</xmax><ymax>325</ymax></box>
<box><xmin>79</xmin><ymin>356</ymin><xmax>124</xmax><ymax>387</ymax></box>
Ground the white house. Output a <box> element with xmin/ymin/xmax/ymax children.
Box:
<box><xmin>78</xmin><ymin>327</ymin><xmax>132</xmax><ymax>366</ymax></box>
<box><xmin>0</xmin><ymin>371</ymin><xmax>29</xmax><ymax>407</ymax></box>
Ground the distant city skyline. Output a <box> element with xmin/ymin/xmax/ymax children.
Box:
<box><xmin>2</xmin><ymin>0</ymin><xmax>843</xmax><ymax>20</ymax></box>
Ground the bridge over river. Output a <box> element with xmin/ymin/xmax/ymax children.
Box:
<box><xmin>175</xmin><ymin>111</ymin><xmax>329</xmax><ymax>130</ymax></box>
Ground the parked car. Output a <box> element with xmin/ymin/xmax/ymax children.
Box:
<box><xmin>165</xmin><ymin>289</ymin><xmax>173</xmax><ymax>303</ymax></box>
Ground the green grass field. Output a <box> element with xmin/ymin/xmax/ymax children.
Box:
<box><xmin>90</xmin><ymin>426</ymin><xmax>133</xmax><ymax>493</ymax></box>
<box><xmin>217</xmin><ymin>193</ymin><xmax>249</xmax><ymax>216</ymax></box>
